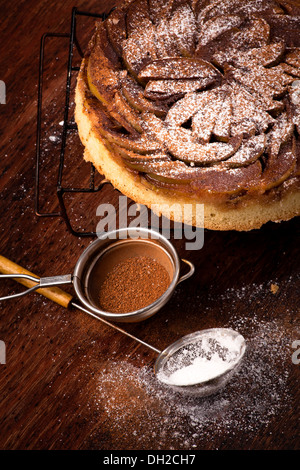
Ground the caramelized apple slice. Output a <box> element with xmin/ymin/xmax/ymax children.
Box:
<box><xmin>231</xmin><ymin>18</ymin><xmax>270</xmax><ymax>50</ymax></box>
<box><xmin>285</xmin><ymin>49</ymin><xmax>300</xmax><ymax>69</ymax></box>
<box><xmin>213</xmin><ymin>94</ymin><xmax>232</xmax><ymax>141</ymax></box>
<box><xmin>169</xmin><ymin>5</ymin><xmax>197</xmax><ymax>56</ymax></box>
<box><xmin>226</xmin><ymin>66</ymin><xmax>284</xmax><ymax>113</ymax></box>
<box><xmin>115</xmin><ymin>145</ymin><xmax>169</xmax><ymax>165</ymax></box>
<box><xmin>144</xmin><ymin>78</ymin><xmax>215</xmax><ymax>99</ymax></box>
<box><xmin>105</xmin><ymin>8</ymin><xmax>127</xmax><ymax>57</ymax></box>
<box><xmin>289</xmin><ymin>82</ymin><xmax>300</xmax><ymax>134</ymax></box>
<box><xmin>261</xmin><ymin>145</ymin><xmax>296</xmax><ymax>190</ymax></box>
<box><xmin>167</xmin><ymin>134</ymin><xmax>242</xmax><ymax>164</ymax></box>
<box><xmin>191</xmin><ymin>161</ymin><xmax>262</xmax><ymax>195</ymax></box>
<box><xmin>241</xmin><ymin>42</ymin><xmax>285</xmax><ymax>67</ymax></box>
<box><xmin>86</xmin><ymin>23</ymin><xmax>120</xmax><ymax>107</ymax></box>
<box><xmin>165</xmin><ymin>91</ymin><xmax>212</xmax><ymax>126</ymax></box>
<box><xmin>266</xmin><ymin>14</ymin><xmax>300</xmax><ymax>47</ymax></box>
<box><xmin>192</xmin><ymin>90</ymin><xmax>225</xmax><ymax>142</ymax></box>
<box><xmin>154</xmin><ymin>17</ymin><xmax>182</xmax><ymax>58</ymax></box>
<box><xmin>198</xmin><ymin>14</ymin><xmax>243</xmax><ymax>47</ymax></box>
<box><xmin>112</xmin><ymin>91</ymin><xmax>143</xmax><ymax>133</ymax></box>
<box><xmin>266</xmin><ymin>112</ymin><xmax>294</xmax><ymax>158</ymax></box>
<box><xmin>126</xmin><ymin>160</ymin><xmax>197</xmax><ymax>184</ymax></box>
<box><xmin>138</xmin><ymin>58</ymin><xmax>219</xmax><ymax>80</ymax></box>
<box><xmin>214</xmin><ymin>42</ymin><xmax>285</xmax><ymax>68</ymax></box>
<box><xmin>273</xmin><ymin>63</ymin><xmax>300</xmax><ymax>80</ymax></box>
<box><xmin>83</xmin><ymin>93</ymin><xmax>124</xmax><ymax>134</ymax></box>
<box><xmin>87</xmin><ymin>56</ymin><xmax>119</xmax><ymax>107</ymax></box>
<box><xmin>122</xmin><ymin>28</ymin><xmax>157</xmax><ymax>79</ymax></box>
<box><xmin>228</xmin><ymin>65</ymin><xmax>286</xmax><ymax>102</ymax></box>
<box><xmin>148</xmin><ymin>0</ymin><xmax>174</xmax><ymax>24</ymax></box>
<box><xmin>230</xmin><ymin>81</ymin><xmax>274</xmax><ymax>136</ymax></box>
<box><xmin>143</xmin><ymin>112</ymin><xmax>242</xmax><ymax>163</ymax></box>
<box><xmin>196</xmin><ymin>0</ymin><xmax>234</xmax><ymax>26</ymax></box>
<box><xmin>98</xmin><ymin>123</ymin><xmax>162</xmax><ymax>154</ymax></box>
<box><xmin>126</xmin><ymin>0</ymin><xmax>153</xmax><ymax>36</ymax></box>
<box><xmin>221</xmin><ymin>134</ymin><xmax>266</xmax><ymax>168</ymax></box>
<box><xmin>121</xmin><ymin>76</ymin><xmax>167</xmax><ymax>117</ymax></box>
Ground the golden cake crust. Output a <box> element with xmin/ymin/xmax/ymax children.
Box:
<box><xmin>75</xmin><ymin>0</ymin><xmax>300</xmax><ymax>231</ymax></box>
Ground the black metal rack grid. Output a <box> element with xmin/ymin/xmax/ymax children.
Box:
<box><xmin>35</xmin><ymin>7</ymin><xmax>115</xmax><ymax>237</ymax></box>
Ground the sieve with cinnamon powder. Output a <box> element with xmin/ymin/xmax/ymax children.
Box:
<box><xmin>72</xmin><ymin>228</ymin><xmax>194</xmax><ymax>322</ymax></box>
<box><xmin>98</xmin><ymin>255</ymin><xmax>171</xmax><ymax>313</ymax></box>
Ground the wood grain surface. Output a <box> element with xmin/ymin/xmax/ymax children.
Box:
<box><xmin>0</xmin><ymin>0</ymin><xmax>299</xmax><ymax>451</ymax></box>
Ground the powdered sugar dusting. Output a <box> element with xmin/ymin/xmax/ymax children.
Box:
<box><xmin>87</xmin><ymin>277</ymin><xmax>296</xmax><ymax>449</ymax></box>
<box><xmin>199</xmin><ymin>14</ymin><xmax>243</xmax><ymax>46</ymax></box>
<box><xmin>222</xmin><ymin>134</ymin><xmax>266</xmax><ymax>166</ymax></box>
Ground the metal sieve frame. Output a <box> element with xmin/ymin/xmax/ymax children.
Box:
<box><xmin>72</xmin><ymin>227</ymin><xmax>184</xmax><ymax>323</ymax></box>
<box><xmin>154</xmin><ymin>328</ymin><xmax>246</xmax><ymax>397</ymax></box>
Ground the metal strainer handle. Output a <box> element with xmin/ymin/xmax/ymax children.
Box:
<box><xmin>0</xmin><ymin>255</ymin><xmax>74</xmax><ymax>308</ymax></box>
<box><xmin>177</xmin><ymin>259</ymin><xmax>195</xmax><ymax>285</ymax></box>
<box><xmin>0</xmin><ymin>273</ymin><xmax>72</xmax><ymax>301</ymax></box>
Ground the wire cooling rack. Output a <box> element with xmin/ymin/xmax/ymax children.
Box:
<box><xmin>35</xmin><ymin>7</ymin><xmax>116</xmax><ymax>237</ymax></box>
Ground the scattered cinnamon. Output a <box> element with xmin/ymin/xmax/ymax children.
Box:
<box><xmin>98</xmin><ymin>256</ymin><xmax>171</xmax><ymax>313</ymax></box>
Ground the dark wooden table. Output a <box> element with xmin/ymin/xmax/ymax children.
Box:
<box><xmin>0</xmin><ymin>0</ymin><xmax>299</xmax><ymax>451</ymax></box>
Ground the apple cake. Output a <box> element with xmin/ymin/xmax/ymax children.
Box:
<box><xmin>75</xmin><ymin>0</ymin><xmax>300</xmax><ymax>231</ymax></box>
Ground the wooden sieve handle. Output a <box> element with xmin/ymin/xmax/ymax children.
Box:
<box><xmin>0</xmin><ymin>255</ymin><xmax>73</xmax><ymax>308</ymax></box>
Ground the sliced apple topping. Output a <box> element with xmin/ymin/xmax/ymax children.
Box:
<box><xmin>105</xmin><ymin>8</ymin><xmax>127</xmax><ymax>58</ymax></box>
<box><xmin>227</xmin><ymin>65</ymin><xmax>287</xmax><ymax>102</ymax></box>
<box><xmin>126</xmin><ymin>0</ymin><xmax>153</xmax><ymax>37</ymax></box>
<box><xmin>166</xmin><ymin>135</ymin><xmax>242</xmax><ymax>164</ymax></box>
<box><xmin>231</xmin><ymin>18</ymin><xmax>270</xmax><ymax>50</ymax></box>
<box><xmin>289</xmin><ymin>81</ymin><xmax>300</xmax><ymax>133</ymax></box>
<box><xmin>285</xmin><ymin>49</ymin><xmax>300</xmax><ymax>69</ymax></box>
<box><xmin>122</xmin><ymin>28</ymin><xmax>157</xmax><ymax>79</ymax></box>
<box><xmin>261</xmin><ymin>146</ymin><xmax>296</xmax><ymax>190</ymax></box>
<box><xmin>82</xmin><ymin>0</ymin><xmax>300</xmax><ymax>196</ymax></box>
<box><xmin>148</xmin><ymin>0</ymin><xmax>174</xmax><ymax>24</ymax></box>
<box><xmin>144</xmin><ymin>78</ymin><xmax>214</xmax><ymax>99</ymax></box>
<box><xmin>120</xmin><ymin>76</ymin><xmax>168</xmax><ymax>117</ymax></box>
<box><xmin>266</xmin><ymin>112</ymin><xmax>294</xmax><ymax>158</ymax></box>
<box><xmin>168</xmin><ymin>5</ymin><xmax>197</xmax><ymax>57</ymax></box>
<box><xmin>129</xmin><ymin>160</ymin><xmax>199</xmax><ymax>183</ymax></box>
<box><xmin>87</xmin><ymin>60</ymin><xmax>118</xmax><ymax>106</ymax></box>
<box><xmin>154</xmin><ymin>17</ymin><xmax>181</xmax><ymax>58</ymax></box>
<box><xmin>220</xmin><ymin>135</ymin><xmax>266</xmax><ymax>168</ymax></box>
<box><xmin>165</xmin><ymin>91</ymin><xmax>213</xmax><ymax>126</ymax></box>
<box><xmin>115</xmin><ymin>146</ymin><xmax>169</xmax><ymax>164</ymax></box>
<box><xmin>213</xmin><ymin>94</ymin><xmax>232</xmax><ymax>142</ymax></box>
<box><xmin>138</xmin><ymin>57</ymin><xmax>220</xmax><ymax>81</ymax></box>
<box><xmin>191</xmin><ymin>161</ymin><xmax>262</xmax><ymax>195</ymax></box>
<box><xmin>229</xmin><ymin>82</ymin><xmax>274</xmax><ymax>135</ymax></box>
<box><xmin>112</xmin><ymin>91</ymin><xmax>143</xmax><ymax>133</ymax></box>
<box><xmin>213</xmin><ymin>42</ymin><xmax>285</xmax><ymax>69</ymax></box>
<box><xmin>142</xmin><ymin>112</ymin><xmax>243</xmax><ymax>164</ymax></box>
<box><xmin>86</xmin><ymin>24</ymin><xmax>120</xmax><ymax>107</ymax></box>
<box><xmin>192</xmin><ymin>90</ymin><xmax>225</xmax><ymax>142</ymax></box>
<box><xmin>98</xmin><ymin>122</ymin><xmax>162</xmax><ymax>154</ymax></box>
<box><xmin>198</xmin><ymin>14</ymin><xmax>243</xmax><ymax>47</ymax></box>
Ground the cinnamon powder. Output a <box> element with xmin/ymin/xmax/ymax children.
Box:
<box><xmin>98</xmin><ymin>256</ymin><xmax>171</xmax><ymax>313</ymax></box>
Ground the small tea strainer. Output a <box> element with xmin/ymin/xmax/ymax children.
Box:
<box><xmin>0</xmin><ymin>227</ymin><xmax>246</xmax><ymax>396</ymax></box>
